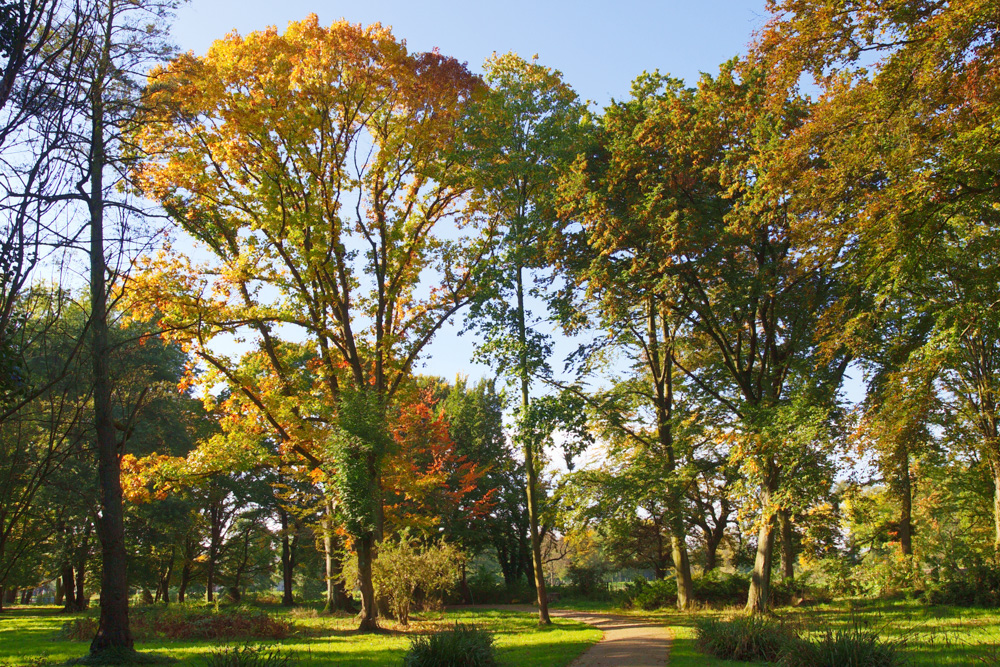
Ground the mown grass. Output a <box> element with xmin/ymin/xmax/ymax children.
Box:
<box><xmin>0</xmin><ymin>605</ymin><xmax>600</xmax><ymax>667</ymax></box>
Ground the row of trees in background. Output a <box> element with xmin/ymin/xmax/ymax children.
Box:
<box><xmin>0</xmin><ymin>0</ymin><xmax>997</xmax><ymax>656</ymax></box>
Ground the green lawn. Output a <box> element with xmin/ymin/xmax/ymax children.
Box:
<box><xmin>0</xmin><ymin>605</ymin><xmax>600</xmax><ymax>667</ymax></box>
<box><xmin>565</xmin><ymin>598</ymin><xmax>1000</xmax><ymax>666</ymax></box>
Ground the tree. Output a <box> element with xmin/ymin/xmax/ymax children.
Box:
<box><xmin>565</xmin><ymin>63</ymin><xmax>847</xmax><ymax>612</ymax></box>
<box><xmin>758</xmin><ymin>0</ymin><xmax>1000</xmax><ymax>550</ymax></box>
<box><xmin>132</xmin><ymin>16</ymin><xmax>484</xmax><ymax>630</ymax></box>
<box><xmin>453</xmin><ymin>52</ymin><xmax>585</xmax><ymax>624</ymax></box>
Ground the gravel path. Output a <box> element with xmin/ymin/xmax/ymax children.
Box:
<box><xmin>549</xmin><ymin>609</ymin><xmax>670</xmax><ymax>667</ymax></box>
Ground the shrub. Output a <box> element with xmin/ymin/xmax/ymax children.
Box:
<box><xmin>695</xmin><ymin>614</ymin><xmax>800</xmax><ymax>662</ymax></box>
<box><xmin>371</xmin><ymin>532</ymin><xmax>463</xmax><ymax>625</ymax></box>
<box><xmin>566</xmin><ymin>562</ymin><xmax>608</xmax><ymax>598</ymax></box>
<box><xmin>615</xmin><ymin>577</ymin><xmax>677</xmax><ymax>610</ymax></box>
<box><xmin>923</xmin><ymin>562</ymin><xmax>1000</xmax><ymax>607</ymax></box>
<box><xmin>403</xmin><ymin>623</ymin><xmax>497</xmax><ymax>667</ymax></box>
<box><xmin>204</xmin><ymin>645</ymin><xmax>296</xmax><ymax>667</ymax></box>
<box><xmin>694</xmin><ymin>570</ymin><xmax>751</xmax><ymax>606</ymax></box>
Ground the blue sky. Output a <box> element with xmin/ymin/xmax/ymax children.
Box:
<box><xmin>168</xmin><ymin>1</ymin><xmax>781</xmax><ymax>387</ymax></box>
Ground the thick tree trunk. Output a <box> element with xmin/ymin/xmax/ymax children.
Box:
<box><xmin>357</xmin><ymin>533</ymin><xmax>378</xmax><ymax>631</ymax></box>
<box><xmin>62</xmin><ymin>566</ymin><xmax>76</xmax><ymax>612</ymax></box>
<box><xmin>747</xmin><ymin>465</ymin><xmax>779</xmax><ymax>614</ymax></box>
<box><xmin>3</xmin><ymin>587</ymin><xmax>14</xmax><ymax>605</ymax></box>
<box><xmin>778</xmin><ymin>509</ymin><xmax>795</xmax><ymax>580</ymax></box>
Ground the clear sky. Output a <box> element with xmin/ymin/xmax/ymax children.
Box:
<box><xmin>168</xmin><ymin>0</ymin><xmax>772</xmax><ymax>385</ymax></box>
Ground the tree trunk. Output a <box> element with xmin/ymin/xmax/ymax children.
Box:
<box><xmin>648</xmin><ymin>301</ymin><xmax>694</xmax><ymax>610</ymax></box>
<box><xmin>177</xmin><ymin>561</ymin><xmax>191</xmax><ymax>604</ymax></box>
<box><xmin>746</xmin><ymin>480</ymin><xmax>777</xmax><ymax>614</ymax></box>
<box><xmin>62</xmin><ymin>565</ymin><xmax>76</xmax><ymax>612</ymax></box>
<box><xmin>778</xmin><ymin>509</ymin><xmax>795</xmax><ymax>580</ymax></box>
<box><xmin>88</xmin><ymin>7</ymin><xmax>133</xmax><ymax>650</ymax></box>
<box><xmin>159</xmin><ymin>550</ymin><xmax>174</xmax><ymax>604</ymax></box>
<box><xmin>74</xmin><ymin>524</ymin><xmax>90</xmax><ymax>611</ymax></box>
<box><xmin>55</xmin><ymin>577</ymin><xmax>64</xmax><ymax>606</ymax></box>
<box><xmin>515</xmin><ymin>262</ymin><xmax>550</xmax><ymax>625</ymax></box>
<box><xmin>3</xmin><ymin>587</ymin><xmax>15</xmax><ymax>605</ymax></box>
<box><xmin>20</xmin><ymin>588</ymin><xmax>32</xmax><ymax>604</ymax></box>
<box><xmin>357</xmin><ymin>532</ymin><xmax>378</xmax><ymax>631</ymax></box>
<box><xmin>898</xmin><ymin>448</ymin><xmax>913</xmax><ymax>556</ymax></box>
<box><xmin>705</xmin><ymin>541</ymin><xmax>718</xmax><ymax>572</ymax></box>
<box><xmin>993</xmin><ymin>461</ymin><xmax>1000</xmax><ymax>556</ymax></box>
<box><xmin>280</xmin><ymin>507</ymin><xmax>294</xmax><ymax>606</ymax></box>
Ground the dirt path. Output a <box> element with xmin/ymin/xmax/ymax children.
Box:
<box><xmin>549</xmin><ymin>609</ymin><xmax>670</xmax><ymax>667</ymax></box>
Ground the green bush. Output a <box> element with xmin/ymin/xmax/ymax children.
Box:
<box><xmin>923</xmin><ymin>562</ymin><xmax>1000</xmax><ymax>607</ymax></box>
<box><xmin>566</xmin><ymin>563</ymin><xmax>608</xmax><ymax>598</ymax></box>
<box><xmin>616</xmin><ymin>571</ymin><xmax>752</xmax><ymax>609</ymax></box>
<box><xmin>204</xmin><ymin>645</ymin><xmax>296</xmax><ymax>667</ymax></box>
<box><xmin>403</xmin><ymin>623</ymin><xmax>497</xmax><ymax>667</ymax></box>
<box><xmin>695</xmin><ymin>614</ymin><xmax>799</xmax><ymax>662</ymax></box>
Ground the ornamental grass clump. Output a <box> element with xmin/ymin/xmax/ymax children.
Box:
<box><xmin>403</xmin><ymin>623</ymin><xmax>497</xmax><ymax>667</ymax></box>
<box><xmin>695</xmin><ymin>614</ymin><xmax>800</xmax><ymax>662</ymax></box>
<box><xmin>783</xmin><ymin>617</ymin><xmax>905</xmax><ymax>667</ymax></box>
<box><xmin>204</xmin><ymin>644</ymin><xmax>297</xmax><ymax>667</ymax></box>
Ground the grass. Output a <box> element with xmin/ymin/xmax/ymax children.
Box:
<box><xmin>0</xmin><ymin>605</ymin><xmax>600</xmax><ymax>667</ymax></box>
<box><xmin>569</xmin><ymin>597</ymin><xmax>1000</xmax><ymax>666</ymax></box>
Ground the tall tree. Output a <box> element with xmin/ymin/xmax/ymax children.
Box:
<box><xmin>565</xmin><ymin>64</ymin><xmax>846</xmax><ymax>612</ymax></box>
<box><xmin>132</xmin><ymin>16</ymin><xmax>483</xmax><ymax>630</ymax></box>
<box><xmin>453</xmin><ymin>52</ymin><xmax>585</xmax><ymax>624</ymax></box>
<box><xmin>759</xmin><ymin>0</ymin><xmax>1000</xmax><ymax>550</ymax></box>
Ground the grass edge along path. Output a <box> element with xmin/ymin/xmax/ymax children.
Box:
<box><xmin>0</xmin><ymin>605</ymin><xmax>601</xmax><ymax>667</ymax></box>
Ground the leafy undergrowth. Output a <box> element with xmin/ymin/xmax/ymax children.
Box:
<box><xmin>58</xmin><ymin>606</ymin><xmax>292</xmax><ymax>642</ymax></box>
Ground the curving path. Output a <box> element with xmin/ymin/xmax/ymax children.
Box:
<box><xmin>549</xmin><ymin>609</ymin><xmax>670</xmax><ymax>667</ymax></box>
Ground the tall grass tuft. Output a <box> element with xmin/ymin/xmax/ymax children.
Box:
<box><xmin>403</xmin><ymin>623</ymin><xmax>497</xmax><ymax>667</ymax></box>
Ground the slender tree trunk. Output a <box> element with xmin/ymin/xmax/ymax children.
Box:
<box><xmin>0</xmin><ymin>584</ymin><xmax>4</xmax><ymax>612</ymax></box>
<box><xmin>993</xmin><ymin>461</ymin><xmax>1000</xmax><ymax>556</ymax></box>
<box><xmin>20</xmin><ymin>588</ymin><xmax>32</xmax><ymax>604</ymax></box>
<box><xmin>515</xmin><ymin>262</ymin><xmax>550</xmax><ymax>625</ymax></box>
<box><xmin>648</xmin><ymin>301</ymin><xmax>694</xmax><ymax>609</ymax></box>
<box><xmin>88</xmin><ymin>7</ymin><xmax>132</xmax><ymax>650</ymax></box>
<box><xmin>898</xmin><ymin>448</ymin><xmax>913</xmax><ymax>556</ymax></box>
<box><xmin>321</xmin><ymin>500</ymin><xmax>353</xmax><ymax>613</ymax></box>
<box><xmin>159</xmin><ymin>549</ymin><xmax>174</xmax><ymax>604</ymax></box>
<box><xmin>75</xmin><ymin>524</ymin><xmax>90</xmax><ymax>611</ymax></box>
<box><xmin>746</xmin><ymin>467</ymin><xmax>778</xmax><ymax>614</ymax></box>
<box><xmin>177</xmin><ymin>561</ymin><xmax>191</xmax><ymax>604</ymax></box>
<box><xmin>778</xmin><ymin>509</ymin><xmax>795</xmax><ymax>580</ymax></box>
<box><xmin>280</xmin><ymin>507</ymin><xmax>294</xmax><ymax>606</ymax></box>
<box><xmin>55</xmin><ymin>577</ymin><xmax>64</xmax><ymax>606</ymax></box>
